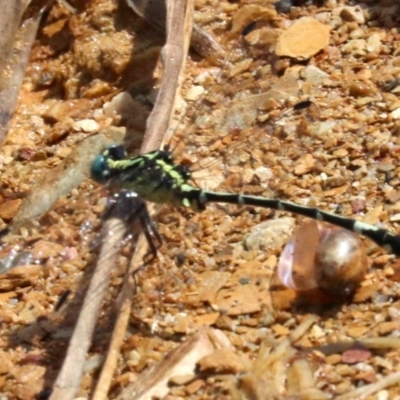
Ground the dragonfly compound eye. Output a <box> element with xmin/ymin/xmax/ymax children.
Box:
<box><xmin>91</xmin><ymin>154</ymin><xmax>111</xmax><ymax>183</ymax></box>
<box><xmin>106</xmin><ymin>144</ymin><xmax>127</xmax><ymax>160</ymax></box>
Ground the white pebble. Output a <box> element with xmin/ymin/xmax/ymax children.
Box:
<box><xmin>301</xmin><ymin>65</ymin><xmax>329</xmax><ymax>86</ymax></box>
<box><xmin>103</xmin><ymin>91</ymin><xmax>135</xmax><ymax>117</ymax></box>
<box><xmin>367</xmin><ymin>34</ymin><xmax>381</xmax><ymax>53</ymax></box>
<box><xmin>185</xmin><ymin>85</ymin><xmax>205</xmax><ymax>101</ymax></box>
<box><xmin>390</xmin><ymin>108</ymin><xmax>400</xmax><ymax>119</ymax></box>
<box><xmin>342</xmin><ymin>39</ymin><xmax>367</xmax><ymax>56</ymax></box>
<box><xmin>73</xmin><ymin>119</ymin><xmax>99</xmax><ymax>133</ymax></box>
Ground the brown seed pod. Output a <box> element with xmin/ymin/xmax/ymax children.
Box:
<box><xmin>278</xmin><ymin>220</ymin><xmax>369</xmax><ymax>298</ymax></box>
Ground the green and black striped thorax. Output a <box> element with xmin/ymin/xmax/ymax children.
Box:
<box><xmin>91</xmin><ymin>145</ymin><xmax>203</xmax><ymax>209</ymax></box>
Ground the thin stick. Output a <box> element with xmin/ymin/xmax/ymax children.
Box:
<box><xmin>335</xmin><ymin>370</ymin><xmax>400</xmax><ymax>400</ymax></box>
<box><xmin>49</xmin><ymin>217</ymin><xmax>128</xmax><ymax>400</ymax></box>
<box><xmin>91</xmin><ymin>234</ymin><xmax>148</xmax><ymax>400</ymax></box>
<box><xmin>0</xmin><ymin>3</ymin><xmax>50</xmax><ymax>146</ymax></box>
<box><xmin>141</xmin><ymin>0</ymin><xmax>193</xmax><ymax>152</ymax></box>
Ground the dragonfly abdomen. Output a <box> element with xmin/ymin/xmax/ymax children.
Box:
<box><xmin>195</xmin><ymin>190</ymin><xmax>400</xmax><ymax>255</ymax></box>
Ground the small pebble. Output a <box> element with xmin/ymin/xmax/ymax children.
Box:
<box><xmin>390</xmin><ymin>108</ymin><xmax>400</xmax><ymax>119</ymax></box>
<box><xmin>185</xmin><ymin>85</ymin><xmax>205</xmax><ymax>101</ymax></box>
<box><xmin>367</xmin><ymin>34</ymin><xmax>381</xmax><ymax>53</ymax></box>
<box><xmin>275</xmin><ymin>17</ymin><xmax>331</xmax><ymax>60</ymax></box>
<box><xmin>301</xmin><ymin>65</ymin><xmax>329</xmax><ymax>86</ymax></box>
<box><xmin>341</xmin><ymin>39</ymin><xmax>366</xmax><ymax>56</ymax></box>
<box><xmin>73</xmin><ymin>119</ymin><xmax>99</xmax><ymax>133</ymax></box>
<box><xmin>339</xmin><ymin>6</ymin><xmax>365</xmax><ymax>25</ymax></box>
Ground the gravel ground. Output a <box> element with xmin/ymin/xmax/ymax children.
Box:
<box><xmin>1</xmin><ymin>0</ymin><xmax>400</xmax><ymax>399</ymax></box>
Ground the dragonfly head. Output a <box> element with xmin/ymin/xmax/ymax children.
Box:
<box><xmin>91</xmin><ymin>144</ymin><xmax>127</xmax><ymax>183</ymax></box>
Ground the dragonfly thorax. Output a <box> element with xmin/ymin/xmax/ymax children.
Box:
<box><xmin>91</xmin><ymin>145</ymin><xmax>200</xmax><ymax>209</ymax></box>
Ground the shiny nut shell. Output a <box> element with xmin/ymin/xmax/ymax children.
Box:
<box><xmin>278</xmin><ymin>220</ymin><xmax>368</xmax><ymax>298</ymax></box>
<box><xmin>314</xmin><ymin>227</ymin><xmax>368</xmax><ymax>297</ymax></box>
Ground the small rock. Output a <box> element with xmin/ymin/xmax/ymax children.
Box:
<box><xmin>390</xmin><ymin>100</ymin><xmax>400</xmax><ymax>111</ymax></box>
<box><xmin>333</xmin><ymin>148</ymin><xmax>348</xmax><ymax>158</ymax></box>
<box><xmin>73</xmin><ymin>119</ymin><xmax>99</xmax><ymax>133</ymax></box>
<box><xmin>254</xmin><ymin>166</ymin><xmax>273</xmax><ymax>184</ymax></box>
<box><xmin>126</xmin><ymin>350</ymin><xmax>141</xmax><ymax>366</ymax></box>
<box><xmin>12</xmin><ymin>365</ymin><xmax>46</xmax><ymax>400</ymax></box>
<box><xmin>0</xmin><ymin>198</ymin><xmax>23</xmax><ymax>220</ymax></box>
<box><xmin>56</xmin><ymin>147</ymin><xmax>72</xmax><ymax>158</ymax></box>
<box><xmin>356</xmin><ymin>69</ymin><xmax>372</xmax><ymax>80</ymax></box>
<box><xmin>377</xmin><ymin>321</ymin><xmax>399</xmax><ymax>335</ymax></box>
<box><xmin>330</xmin><ymin>15</ymin><xmax>343</xmax><ymax>30</ymax></box>
<box><xmin>197</xmin><ymin>349</ymin><xmax>245</xmax><ymax>374</ymax></box>
<box><xmin>339</xmin><ymin>6</ymin><xmax>365</xmax><ymax>25</ymax></box>
<box><xmin>185</xmin><ymin>379</ymin><xmax>205</xmax><ymax>395</ymax></box>
<box><xmin>0</xmin><ymin>264</ymin><xmax>42</xmax><ymax>291</ymax></box>
<box><xmin>185</xmin><ymin>85</ymin><xmax>205</xmax><ymax>101</ymax></box>
<box><xmin>83</xmin><ymin>80</ymin><xmax>113</xmax><ymax>98</ymax></box>
<box><xmin>275</xmin><ymin>17</ymin><xmax>331</xmax><ymax>60</ymax></box>
<box><xmin>377</xmin><ymin>390</ymin><xmax>389</xmax><ymax>400</ymax></box>
<box><xmin>43</xmin><ymin>102</ymin><xmax>71</xmax><ymax>122</ymax></box>
<box><xmin>367</xmin><ymin>34</ymin><xmax>382</xmax><ymax>53</ymax></box>
<box><xmin>349</xmin><ymin>28</ymin><xmax>364</xmax><ymax>40</ymax></box>
<box><xmin>188</xmin><ymin>271</ymin><xmax>231</xmax><ymax>303</ymax></box>
<box><xmin>13</xmin><ymin>364</ymin><xmax>46</xmax><ymax>384</ymax></box>
<box><xmin>214</xmin><ymin>314</ymin><xmax>235</xmax><ymax>331</ymax></box>
<box><xmin>301</xmin><ymin>65</ymin><xmax>329</xmax><ymax>86</ymax></box>
<box><xmin>242</xmin><ymin>217</ymin><xmax>295</xmax><ymax>252</ymax></box>
<box><xmin>0</xmin><ymin>350</ymin><xmax>13</xmax><ymax>374</ymax></box>
<box><xmin>342</xmin><ymin>346</ymin><xmax>371</xmax><ymax>364</ymax></box>
<box><xmin>390</xmin><ymin>213</ymin><xmax>400</xmax><ymax>222</ymax></box>
<box><xmin>341</xmin><ymin>39</ymin><xmax>366</xmax><ymax>56</ymax></box>
<box><xmin>391</xmin><ymin>108</ymin><xmax>400</xmax><ymax>119</ymax></box>
<box><xmin>271</xmin><ymin>323</ymin><xmax>290</xmax><ymax>336</ymax></box>
<box><xmin>103</xmin><ymin>91</ymin><xmax>135</xmax><ymax>118</ymax></box>
<box><xmin>169</xmin><ymin>374</ymin><xmax>196</xmax><ymax>386</ymax></box>
<box><xmin>385</xmin><ymin>190</ymin><xmax>400</xmax><ymax>204</ymax></box>
<box><xmin>193</xmin><ymin>312</ymin><xmax>220</xmax><ymax>327</ymax></box>
<box><xmin>215</xmin><ymin>274</ymin><xmax>271</xmax><ymax>315</ymax></box>
<box><xmin>31</xmin><ymin>240</ymin><xmax>64</xmax><ymax>259</ymax></box>
<box><xmin>173</xmin><ymin>313</ymin><xmax>190</xmax><ymax>334</ymax></box>
<box><xmin>310</xmin><ymin>324</ymin><xmax>325</xmax><ymax>339</ymax></box>
<box><xmin>294</xmin><ymin>153</ymin><xmax>315</xmax><ymax>175</ymax></box>
<box><xmin>83</xmin><ymin>354</ymin><xmax>104</xmax><ymax>374</ymax></box>
<box><xmin>17</xmin><ymin>147</ymin><xmax>37</xmax><ymax>161</ymax></box>
<box><xmin>349</xmin><ymin>81</ymin><xmax>377</xmax><ymax>97</ymax></box>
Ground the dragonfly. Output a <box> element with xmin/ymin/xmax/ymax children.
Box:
<box><xmin>91</xmin><ymin>139</ymin><xmax>400</xmax><ymax>256</ymax></box>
